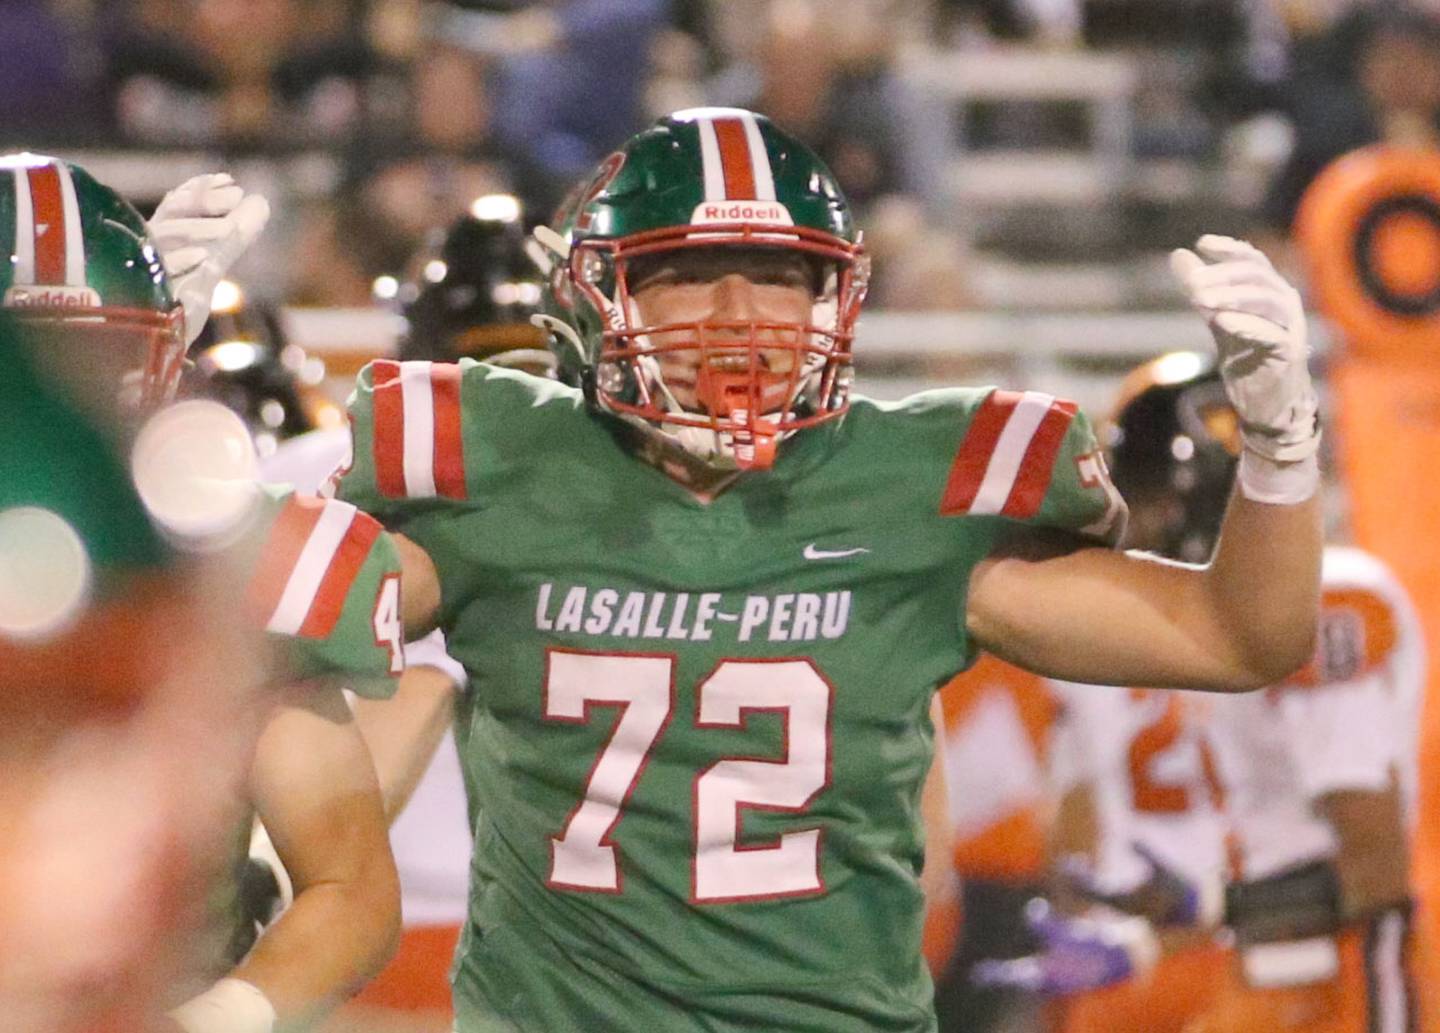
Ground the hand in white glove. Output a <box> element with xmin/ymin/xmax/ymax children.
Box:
<box><xmin>1170</xmin><ymin>235</ymin><xmax>1319</xmax><ymax>464</ymax></box>
<box><xmin>148</xmin><ymin>174</ymin><xmax>270</xmax><ymax>347</ymax></box>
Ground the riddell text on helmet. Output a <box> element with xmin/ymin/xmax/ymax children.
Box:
<box><xmin>690</xmin><ymin>202</ymin><xmax>794</xmax><ymax>226</ymax></box>
<box><xmin>4</xmin><ymin>285</ymin><xmax>102</xmax><ymax>308</ymax></box>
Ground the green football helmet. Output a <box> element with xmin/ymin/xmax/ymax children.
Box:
<box><xmin>532</xmin><ymin>108</ymin><xmax>869</xmax><ymax>470</ymax></box>
<box><xmin>0</xmin><ymin>152</ymin><xmax>185</xmax><ymax>411</ymax></box>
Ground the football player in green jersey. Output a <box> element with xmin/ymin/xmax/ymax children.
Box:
<box><xmin>319</xmin><ymin>108</ymin><xmax>1320</xmax><ymax>1032</ymax></box>
<box><xmin>0</xmin><ymin>154</ymin><xmax>403</xmax><ymax>1033</ymax></box>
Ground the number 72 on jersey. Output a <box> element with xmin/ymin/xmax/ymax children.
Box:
<box><xmin>543</xmin><ymin>649</ymin><xmax>833</xmax><ymax>904</ymax></box>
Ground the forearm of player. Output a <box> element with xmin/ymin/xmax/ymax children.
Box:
<box><xmin>1200</xmin><ymin>483</ymin><xmax>1323</xmax><ymax>685</ymax></box>
<box><xmin>352</xmin><ymin>664</ymin><xmax>458</xmax><ymax>823</ymax></box>
<box><xmin>232</xmin><ymin>865</ymin><xmax>399</xmax><ymax>1024</ymax></box>
<box><xmin>1047</xmin><ymin>785</ymin><xmax>1099</xmax><ymax>872</ymax></box>
<box><xmin>968</xmin><ymin>533</ymin><xmax>1314</xmax><ymax>691</ymax></box>
<box><xmin>233</xmin><ymin>687</ymin><xmax>401</xmax><ymax>1025</ymax></box>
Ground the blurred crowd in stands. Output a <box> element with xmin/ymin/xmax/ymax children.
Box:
<box><xmin>4</xmin><ymin>0</ymin><xmax>1440</xmax><ymax>309</ymax></box>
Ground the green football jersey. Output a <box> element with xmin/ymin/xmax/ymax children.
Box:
<box><xmin>338</xmin><ymin>359</ymin><xmax>1125</xmax><ymax>1032</ymax></box>
<box><xmin>241</xmin><ymin>488</ymin><xmax>406</xmax><ymax>698</ymax></box>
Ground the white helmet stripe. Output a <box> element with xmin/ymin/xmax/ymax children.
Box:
<box><xmin>697</xmin><ymin>117</ymin><xmax>726</xmax><ymax>202</ymax></box>
<box><xmin>55</xmin><ymin>161</ymin><xmax>85</xmax><ymax>288</ymax></box>
<box><xmin>739</xmin><ymin>112</ymin><xmax>777</xmax><ymax>202</ymax></box>
<box><xmin>11</xmin><ymin>165</ymin><xmax>34</xmax><ymax>285</ymax></box>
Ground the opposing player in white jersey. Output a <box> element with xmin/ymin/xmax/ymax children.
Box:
<box><xmin>1033</xmin><ymin>356</ymin><xmax>1235</xmax><ymax>1028</ymax></box>
<box><xmin>974</xmin><ymin>665</ymin><xmax>1231</xmax><ymax>1029</ymax></box>
<box><xmin>1195</xmin><ymin>540</ymin><xmax>1422</xmax><ymax>1033</ymax></box>
<box><xmin>1004</xmin><ymin>352</ymin><xmax>1423</xmax><ymax>1033</ymax></box>
<box><xmin>1046</xmin><ymin>679</ymin><xmax>1229</xmax><ymax>1033</ymax></box>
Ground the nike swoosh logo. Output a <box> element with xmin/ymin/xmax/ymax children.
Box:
<box><xmin>803</xmin><ymin>544</ymin><xmax>870</xmax><ymax>561</ymax></box>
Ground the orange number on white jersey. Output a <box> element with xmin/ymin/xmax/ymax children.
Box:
<box><xmin>1127</xmin><ymin>691</ymin><xmax>1189</xmax><ymax>815</ymax></box>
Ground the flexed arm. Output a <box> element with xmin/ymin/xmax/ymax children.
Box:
<box><xmin>968</xmin><ymin>236</ymin><xmax>1322</xmax><ymax>692</ymax></box>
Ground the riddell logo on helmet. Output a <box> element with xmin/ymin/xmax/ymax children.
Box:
<box><xmin>4</xmin><ymin>285</ymin><xmax>101</xmax><ymax>309</ymax></box>
<box><xmin>690</xmin><ymin>202</ymin><xmax>795</xmax><ymax>226</ymax></box>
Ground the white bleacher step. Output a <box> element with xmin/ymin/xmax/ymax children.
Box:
<box><xmin>968</xmin><ymin>256</ymin><xmax>1136</xmax><ymax>310</ymax></box>
<box><xmin>942</xmin><ymin>153</ymin><xmax>1257</xmax><ymax>208</ymax></box>
<box><xmin>943</xmin><ymin>151</ymin><xmax>1125</xmax><ymax>206</ymax></box>
<box><xmin>904</xmin><ymin>46</ymin><xmax>1139</xmax><ymax>104</ymax></box>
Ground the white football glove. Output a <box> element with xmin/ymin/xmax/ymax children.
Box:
<box><xmin>148</xmin><ymin>174</ymin><xmax>270</xmax><ymax>347</ymax></box>
<box><xmin>1170</xmin><ymin>235</ymin><xmax>1319</xmax><ymax>465</ymax></box>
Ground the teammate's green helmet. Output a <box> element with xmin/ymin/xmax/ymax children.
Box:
<box><xmin>0</xmin><ymin>152</ymin><xmax>185</xmax><ymax>410</ymax></box>
<box><xmin>532</xmin><ymin>108</ymin><xmax>869</xmax><ymax>470</ymax></box>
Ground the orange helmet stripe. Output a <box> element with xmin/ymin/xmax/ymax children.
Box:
<box><xmin>713</xmin><ymin>118</ymin><xmax>757</xmax><ymax>201</ymax></box>
<box><xmin>26</xmin><ymin>163</ymin><xmax>66</xmax><ymax>285</ymax></box>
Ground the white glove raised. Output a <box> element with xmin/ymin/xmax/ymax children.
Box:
<box><xmin>1170</xmin><ymin>236</ymin><xmax>1319</xmax><ymax>466</ymax></box>
<box><xmin>148</xmin><ymin>174</ymin><xmax>270</xmax><ymax>347</ymax></box>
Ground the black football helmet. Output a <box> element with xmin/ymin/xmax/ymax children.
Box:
<box><xmin>397</xmin><ymin>194</ymin><xmax>551</xmax><ymax>374</ymax></box>
<box><xmin>182</xmin><ymin>280</ymin><xmax>333</xmax><ymax>458</ymax></box>
<box><xmin>1104</xmin><ymin>352</ymin><xmax>1239</xmax><ymax>563</ymax></box>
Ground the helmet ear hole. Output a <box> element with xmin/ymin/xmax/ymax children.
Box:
<box><xmin>578</xmin><ymin>364</ymin><xmax>599</xmax><ymax>405</ymax></box>
<box><xmin>578</xmin><ymin>250</ymin><xmax>610</xmax><ymax>287</ymax></box>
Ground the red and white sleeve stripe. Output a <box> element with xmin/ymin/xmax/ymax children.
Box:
<box><xmin>941</xmin><ymin>390</ymin><xmax>1080</xmax><ymax>519</ymax></box>
<box><xmin>3</xmin><ymin>153</ymin><xmax>87</xmax><ymax>289</ymax></box>
<box><xmin>370</xmin><ymin>359</ymin><xmax>467</xmax><ymax>500</ymax></box>
<box><xmin>247</xmin><ymin>495</ymin><xmax>383</xmax><ymax>639</ymax></box>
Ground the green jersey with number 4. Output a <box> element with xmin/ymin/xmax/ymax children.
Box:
<box><xmin>242</xmin><ymin>488</ymin><xmax>406</xmax><ymax>698</ymax></box>
<box><xmin>336</xmin><ymin>358</ymin><xmax>1125</xmax><ymax>1032</ymax></box>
